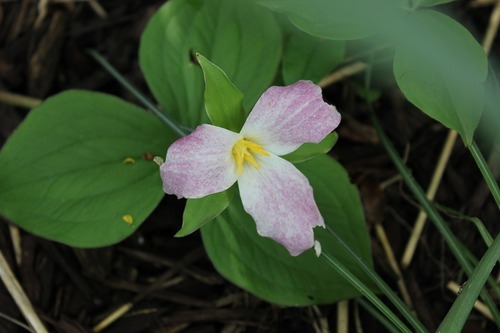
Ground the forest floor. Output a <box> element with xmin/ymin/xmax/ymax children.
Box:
<box><xmin>0</xmin><ymin>0</ymin><xmax>498</xmax><ymax>332</ymax></box>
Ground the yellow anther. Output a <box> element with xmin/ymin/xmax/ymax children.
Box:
<box><xmin>122</xmin><ymin>214</ymin><xmax>134</xmax><ymax>225</ymax></box>
<box><xmin>123</xmin><ymin>157</ymin><xmax>135</xmax><ymax>164</ymax></box>
<box><xmin>232</xmin><ymin>139</ymin><xmax>270</xmax><ymax>174</ymax></box>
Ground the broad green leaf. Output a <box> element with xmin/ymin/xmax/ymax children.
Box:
<box><xmin>201</xmin><ymin>155</ymin><xmax>373</xmax><ymax>305</ymax></box>
<box><xmin>197</xmin><ymin>53</ymin><xmax>245</xmax><ymax>132</ymax></box>
<box><xmin>140</xmin><ymin>0</ymin><xmax>281</xmax><ymax>128</ymax></box>
<box><xmin>177</xmin><ymin>187</ymin><xmax>235</xmax><ymax>237</ymax></box>
<box><xmin>282</xmin><ymin>132</ymin><xmax>338</xmax><ymax>163</ymax></box>
<box><xmin>0</xmin><ymin>91</ymin><xmax>173</xmax><ymax>247</ymax></box>
<box><xmin>393</xmin><ymin>10</ymin><xmax>488</xmax><ymax>145</ymax></box>
<box><xmin>414</xmin><ymin>0</ymin><xmax>457</xmax><ymax>8</ymax></box>
<box><xmin>282</xmin><ymin>29</ymin><xmax>345</xmax><ymax>84</ymax></box>
<box><xmin>253</xmin><ymin>0</ymin><xmax>398</xmax><ymax>40</ymax></box>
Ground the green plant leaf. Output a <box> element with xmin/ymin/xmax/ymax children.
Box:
<box><xmin>139</xmin><ymin>0</ymin><xmax>281</xmax><ymax>128</ymax></box>
<box><xmin>0</xmin><ymin>91</ymin><xmax>173</xmax><ymax>247</ymax></box>
<box><xmin>177</xmin><ymin>187</ymin><xmax>235</xmax><ymax>237</ymax></box>
<box><xmin>201</xmin><ymin>155</ymin><xmax>373</xmax><ymax>305</ymax></box>
<box><xmin>282</xmin><ymin>132</ymin><xmax>338</xmax><ymax>163</ymax></box>
<box><xmin>253</xmin><ymin>0</ymin><xmax>397</xmax><ymax>40</ymax></box>
<box><xmin>393</xmin><ymin>9</ymin><xmax>488</xmax><ymax>145</ymax></box>
<box><xmin>196</xmin><ymin>53</ymin><xmax>245</xmax><ymax>132</ymax></box>
<box><xmin>282</xmin><ymin>29</ymin><xmax>345</xmax><ymax>84</ymax></box>
<box><xmin>414</xmin><ymin>0</ymin><xmax>456</xmax><ymax>8</ymax></box>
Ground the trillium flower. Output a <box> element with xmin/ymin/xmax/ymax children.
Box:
<box><xmin>160</xmin><ymin>80</ymin><xmax>341</xmax><ymax>256</ymax></box>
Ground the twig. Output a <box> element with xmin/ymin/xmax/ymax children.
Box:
<box><xmin>8</xmin><ymin>225</ymin><xmax>22</xmax><ymax>265</ymax></box>
<box><xmin>318</xmin><ymin>62</ymin><xmax>367</xmax><ymax>88</ymax></box>
<box><xmin>0</xmin><ymin>91</ymin><xmax>42</xmax><ymax>109</ymax></box>
<box><xmin>401</xmin><ymin>130</ymin><xmax>458</xmax><ymax>268</ymax></box>
<box><xmin>93</xmin><ymin>303</ymin><xmax>133</xmax><ymax>333</ymax></box>
<box><xmin>87</xmin><ymin>0</ymin><xmax>107</xmax><ymax>18</ymax></box>
<box><xmin>0</xmin><ymin>250</ymin><xmax>49</xmax><ymax>333</ymax></box>
<box><xmin>374</xmin><ymin>222</ymin><xmax>413</xmax><ymax>307</ymax></box>
<box><xmin>337</xmin><ymin>300</ymin><xmax>349</xmax><ymax>333</ymax></box>
<box><xmin>0</xmin><ymin>311</ymin><xmax>34</xmax><ymax>332</ymax></box>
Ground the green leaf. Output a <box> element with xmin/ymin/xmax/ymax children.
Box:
<box><xmin>201</xmin><ymin>155</ymin><xmax>373</xmax><ymax>305</ymax></box>
<box><xmin>393</xmin><ymin>10</ymin><xmax>488</xmax><ymax>145</ymax></box>
<box><xmin>282</xmin><ymin>132</ymin><xmax>338</xmax><ymax>163</ymax></box>
<box><xmin>253</xmin><ymin>0</ymin><xmax>398</xmax><ymax>40</ymax></box>
<box><xmin>0</xmin><ymin>91</ymin><xmax>174</xmax><ymax>247</ymax></box>
<box><xmin>414</xmin><ymin>0</ymin><xmax>457</xmax><ymax>8</ymax></box>
<box><xmin>282</xmin><ymin>28</ymin><xmax>345</xmax><ymax>84</ymax></box>
<box><xmin>177</xmin><ymin>187</ymin><xmax>235</xmax><ymax>237</ymax></box>
<box><xmin>140</xmin><ymin>0</ymin><xmax>282</xmax><ymax>128</ymax></box>
<box><xmin>196</xmin><ymin>53</ymin><xmax>245</xmax><ymax>132</ymax></box>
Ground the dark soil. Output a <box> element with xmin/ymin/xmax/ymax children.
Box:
<box><xmin>0</xmin><ymin>1</ymin><xmax>498</xmax><ymax>332</ymax></box>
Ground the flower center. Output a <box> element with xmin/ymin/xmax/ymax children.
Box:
<box><xmin>232</xmin><ymin>139</ymin><xmax>270</xmax><ymax>174</ymax></box>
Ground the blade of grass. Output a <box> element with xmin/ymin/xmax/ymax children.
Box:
<box><xmin>357</xmin><ymin>298</ymin><xmax>401</xmax><ymax>333</ymax></box>
<box><xmin>437</xmin><ymin>235</ymin><xmax>500</xmax><ymax>332</ymax></box>
<box><xmin>435</xmin><ymin>204</ymin><xmax>494</xmax><ymax>248</ymax></box>
<box><xmin>370</xmin><ymin>111</ymin><xmax>500</xmax><ymax>327</ymax></box>
<box><xmin>323</xmin><ymin>226</ymin><xmax>428</xmax><ymax>333</ymax></box>
<box><xmin>362</xmin><ymin>55</ymin><xmax>500</xmax><ymax>326</ymax></box>
<box><xmin>321</xmin><ymin>250</ymin><xmax>414</xmax><ymax>333</ymax></box>
<box><xmin>469</xmin><ymin>142</ymin><xmax>500</xmax><ymax>210</ymax></box>
<box><xmin>86</xmin><ymin>49</ymin><xmax>187</xmax><ymax>137</ymax></box>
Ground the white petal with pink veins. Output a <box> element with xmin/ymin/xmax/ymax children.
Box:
<box><xmin>161</xmin><ymin>124</ymin><xmax>240</xmax><ymax>198</ymax></box>
<box><xmin>240</xmin><ymin>80</ymin><xmax>341</xmax><ymax>156</ymax></box>
<box><xmin>237</xmin><ymin>154</ymin><xmax>324</xmax><ymax>256</ymax></box>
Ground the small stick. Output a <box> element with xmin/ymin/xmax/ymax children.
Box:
<box><xmin>8</xmin><ymin>225</ymin><xmax>22</xmax><ymax>265</ymax></box>
<box><xmin>92</xmin><ymin>303</ymin><xmax>133</xmax><ymax>333</ymax></box>
<box><xmin>337</xmin><ymin>300</ymin><xmax>349</xmax><ymax>333</ymax></box>
<box><xmin>87</xmin><ymin>0</ymin><xmax>108</xmax><ymax>18</ymax></box>
<box><xmin>0</xmin><ymin>91</ymin><xmax>42</xmax><ymax>109</ymax></box>
<box><xmin>318</xmin><ymin>62</ymin><xmax>367</xmax><ymax>88</ymax></box>
<box><xmin>374</xmin><ymin>222</ymin><xmax>413</xmax><ymax>307</ymax></box>
<box><xmin>401</xmin><ymin>130</ymin><xmax>458</xmax><ymax>268</ymax></box>
<box><xmin>447</xmin><ymin>281</ymin><xmax>493</xmax><ymax>321</ymax></box>
<box><xmin>0</xmin><ymin>249</ymin><xmax>49</xmax><ymax>333</ymax></box>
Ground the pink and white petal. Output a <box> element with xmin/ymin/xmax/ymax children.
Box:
<box><xmin>238</xmin><ymin>154</ymin><xmax>324</xmax><ymax>256</ymax></box>
<box><xmin>240</xmin><ymin>80</ymin><xmax>341</xmax><ymax>156</ymax></box>
<box><xmin>161</xmin><ymin>124</ymin><xmax>240</xmax><ymax>199</ymax></box>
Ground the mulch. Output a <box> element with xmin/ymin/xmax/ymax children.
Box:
<box><xmin>0</xmin><ymin>0</ymin><xmax>498</xmax><ymax>332</ymax></box>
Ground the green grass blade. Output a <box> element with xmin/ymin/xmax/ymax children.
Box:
<box><xmin>469</xmin><ymin>142</ymin><xmax>500</xmax><ymax>210</ymax></box>
<box><xmin>437</xmin><ymin>235</ymin><xmax>500</xmax><ymax>332</ymax></box>
<box><xmin>324</xmin><ymin>226</ymin><xmax>428</xmax><ymax>333</ymax></box>
<box><xmin>357</xmin><ymin>298</ymin><xmax>401</xmax><ymax>333</ymax></box>
<box><xmin>87</xmin><ymin>49</ymin><xmax>187</xmax><ymax>137</ymax></box>
<box><xmin>321</xmin><ymin>251</ymin><xmax>414</xmax><ymax>333</ymax></box>
<box><xmin>370</xmin><ymin>111</ymin><xmax>500</xmax><ymax>327</ymax></box>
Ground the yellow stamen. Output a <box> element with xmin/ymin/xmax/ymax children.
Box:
<box><xmin>232</xmin><ymin>139</ymin><xmax>270</xmax><ymax>174</ymax></box>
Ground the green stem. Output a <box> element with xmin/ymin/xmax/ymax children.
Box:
<box><xmin>321</xmin><ymin>252</ymin><xmax>412</xmax><ymax>333</ymax></box>
<box><xmin>370</xmin><ymin>111</ymin><xmax>500</xmax><ymax>327</ymax></box>
<box><xmin>86</xmin><ymin>49</ymin><xmax>187</xmax><ymax>137</ymax></box>
<box><xmin>357</xmin><ymin>298</ymin><xmax>400</xmax><ymax>333</ymax></box>
<box><xmin>324</xmin><ymin>227</ymin><xmax>428</xmax><ymax>333</ymax></box>
<box><xmin>437</xmin><ymin>235</ymin><xmax>500</xmax><ymax>332</ymax></box>
<box><xmin>469</xmin><ymin>142</ymin><xmax>500</xmax><ymax>210</ymax></box>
